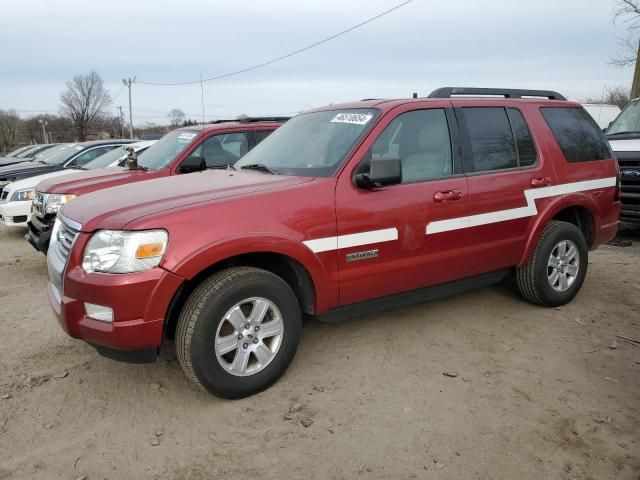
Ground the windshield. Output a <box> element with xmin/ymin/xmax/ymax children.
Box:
<box><xmin>138</xmin><ymin>130</ymin><xmax>198</xmax><ymax>170</ymax></box>
<box><xmin>607</xmin><ymin>100</ymin><xmax>640</xmax><ymax>135</ymax></box>
<box><xmin>42</xmin><ymin>144</ymin><xmax>83</xmax><ymax>165</ymax></box>
<box><xmin>84</xmin><ymin>146</ymin><xmax>128</xmax><ymax>169</ymax></box>
<box><xmin>33</xmin><ymin>144</ymin><xmax>64</xmax><ymax>160</ymax></box>
<box><xmin>235</xmin><ymin>109</ymin><xmax>378</xmax><ymax>177</ymax></box>
<box><xmin>6</xmin><ymin>146</ymin><xmax>30</xmax><ymax>157</ymax></box>
<box><xmin>16</xmin><ymin>146</ymin><xmax>41</xmax><ymax>158</ymax></box>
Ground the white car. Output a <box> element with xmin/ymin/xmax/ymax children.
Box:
<box><xmin>0</xmin><ymin>140</ymin><xmax>155</xmax><ymax>227</ymax></box>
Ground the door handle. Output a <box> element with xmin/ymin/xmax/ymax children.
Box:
<box><xmin>434</xmin><ymin>190</ymin><xmax>463</xmax><ymax>202</ymax></box>
<box><xmin>531</xmin><ymin>177</ymin><xmax>552</xmax><ymax>187</ymax></box>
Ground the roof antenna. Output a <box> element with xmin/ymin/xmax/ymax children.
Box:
<box><xmin>412</xmin><ymin>92</ymin><xmax>418</xmax><ymax>98</ymax></box>
<box><xmin>200</xmin><ymin>74</ymin><xmax>205</xmax><ymax>129</ymax></box>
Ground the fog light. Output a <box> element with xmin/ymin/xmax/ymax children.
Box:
<box><xmin>84</xmin><ymin>303</ymin><xmax>113</xmax><ymax>323</ymax></box>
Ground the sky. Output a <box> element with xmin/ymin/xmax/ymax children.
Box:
<box><xmin>0</xmin><ymin>0</ymin><xmax>635</xmax><ymax>125</ymax></box>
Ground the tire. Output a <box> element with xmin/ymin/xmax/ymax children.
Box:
<box><xmin>516</xmin><ymin>221</ymin><xmax>588</xmax><ymax>307</ymax></box>
<box><xmin>176</xmin><ymin>267</ymin><xmax>302</xmax><ymax>398</ymax></box>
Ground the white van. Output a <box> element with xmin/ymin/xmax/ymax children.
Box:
<box><xmin>582</xmin><ymin>104</ymin><xmax>621</xmax><ymax>130</ymax></box>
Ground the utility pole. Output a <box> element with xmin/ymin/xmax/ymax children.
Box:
<box><xmin>117</xmin><ymin>106</ymin><xmax>125</xmax><ymax>139</ymax></box>
<box><xmin>38</xmin><ymin>119</ymin><xmax>48</xmax><ymax>144</ymax></box>
<box><xmin>122</xmin><ymin>77</ymin><xmax>135</xmax><ymax>138</ymax></box>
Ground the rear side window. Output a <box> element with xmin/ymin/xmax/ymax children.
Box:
<box><xmin>540</xmin><ymin>107</ymin><xmax>612</xmax><ymax>162</ymax></box>
<box><xmin>461</xmin><ymin>107</ymin><xmax>518</xmax><ymax>172</ymax></box>
<box><xmin>460</xmin><ymin>107</ymin><xmax>538</xmax><ymax>172</ymax></box>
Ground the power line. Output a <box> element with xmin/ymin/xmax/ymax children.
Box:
<box><xmin>112</xmin><ymin>85</ymin><xmax>126</xmax><ymax>101</ymax></box>
<box><xmin>136</xmin><ymin>0</ymin><xmax>414</xmax><ymax>87</ymax></box>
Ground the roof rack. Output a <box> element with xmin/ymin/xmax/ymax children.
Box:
<box><xmin>210</xmin><ymin>116</ymin><xmax>291</xmax><ymax>124</ymax></box>
<box><xmin>427</xmin><ymin>87</ymin><xmax>566</xmax><ymax>101</ymax></box>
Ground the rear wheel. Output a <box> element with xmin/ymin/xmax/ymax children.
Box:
<box><xmin>516</xmin><ymin>221</ymin><xmax>588</xmax><ymax>307</ymax></box>
<box><xmin>176</xmin><ymin>267</ymin><xmax>301</xmax><ymax>398</ymax></box>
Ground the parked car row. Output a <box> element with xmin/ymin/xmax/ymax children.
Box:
<box><xmin>0</xmin><ymin>143</ymin><xmax>63</xmax><ymax>167</ymax></box>
<box><xmin>0</xmin><ymin>89</ymin><xmax>622</xmax><ymax>398</ymax></box>
<box><xmin>0</xmin><ymin>140</ymin><xmax>156</xmax><ymax>228</ymax></box>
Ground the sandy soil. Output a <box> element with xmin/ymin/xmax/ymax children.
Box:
<box><xmin>0</xmin><ymin>224</ymin><xmax>638</xmax><ymax>480</ymax></box>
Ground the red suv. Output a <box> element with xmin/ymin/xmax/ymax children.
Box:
<box><xmin>28</xmin><ymin>118</ymin><xmax>286</xmax><ymax>252</ymax></box>
<box><xmin>47</xmin><ymin>88</ymin><xmax>621</xmax><ymax>398</ymax></box>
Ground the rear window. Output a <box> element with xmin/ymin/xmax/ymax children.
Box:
<box><xmin>541</xmin><ymin>107</ymin><xmax>612</xmax><ymax>162</ymax></box>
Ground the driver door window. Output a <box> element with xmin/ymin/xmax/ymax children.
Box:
<box><xmin>369</xmin><ymin>109</ymin><xmax>453</xmax><ymax>183</ymax></box>
<box><xmin>190</xmin><ymin>132</ymin><xmax>248</xmax><ymax>168</ymax></box>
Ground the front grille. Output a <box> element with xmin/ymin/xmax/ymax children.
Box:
<box><xmin>12</xmin><ymin>215</ymin><xmax>27</xmax><ymax>223</ymax></box>
<box><xmin>56</xmin><ymin>220</ymin><xmax>78</xmax><ymax>262</ymax></box>
<box><xmin>618</xmin><ymin>157</ymin><xmax>640</xmax><ymax>168</ymax></box>
<box><xmin>615</xmin><ymin>153</ymin><xmax>640</xmax><ymax>211</ymax></box>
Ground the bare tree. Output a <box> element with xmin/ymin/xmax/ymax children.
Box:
<box><xmin>0</xmin><ymin>109</ymin><xmax>19</xmax><ymax>154</ymax></box>
<box><xmin>611</xmin><ymin>1</ymin><xmax>640</xmax><ymax>67</ymax></box>
<box><xmin>584</xmin><ymin>85</ymin><xmax>631</xmax><ymax>108</ymax></box>
<box><xmin>60</xmin><ymin>71</ymin><xmax>112</xmax><ymax>141</ymax></box>
<box><xmin>168</xmin><ymin>109</ymin><xmax>186</xmax><ymax>127</ymax></box>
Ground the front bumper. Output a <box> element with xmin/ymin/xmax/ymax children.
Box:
<box><xmin>47</xmin><ymin>228</ymin><xmax>184</xmax><ymax>359</ymax></box>
<box><xmin>26</xmin><ymin>215</ymin><xmax>54</xmax><ymax>252</ymax></box>
<box><xmin>0</xmin><ymin>200</ymin><xmax>31</xmax><ymax>227</ymax></box>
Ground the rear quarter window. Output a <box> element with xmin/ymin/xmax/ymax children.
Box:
<box><xmin>540</xmin><ymin>107</ymin><xmax>612</xmax><ymax>163</ymax></box>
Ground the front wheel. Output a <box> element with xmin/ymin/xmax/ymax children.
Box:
<box><xmin>516</xmin><ymin>221</ymin><xmax>588</xmax><ymax>307</ymax></box>
<box><xmin>176</xmin><ymin>267</ymin><xmax>302</xmax><ymax>398</ymax></box>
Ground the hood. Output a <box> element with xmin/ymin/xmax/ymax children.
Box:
<box><xmin>0</xmin><ymin>157</ymin><xmax>32</xmax><ymax>167</ymax></box>
<box><xmin>36</xmin><ymin>167</ymin><xmax>149</xmax><ymax>194</ymax></box>
<box><xmin>608</xmin><ymin>138</ymin><xmax>640</xmax><ymax>153</ymax></box>
<box><xmin>62</xmin><ymin>170</ymin><xmax>313</xmax><ymax>230</ymax></box>
<box><xmin>0</xmin><ymin>161</ymin><xmax>58</xmax><ymax>179</ymax></box>
<box><xmin>6</xmin><ymin>169</ymin><xmax>83</xmax><ymax>193</ymax></box>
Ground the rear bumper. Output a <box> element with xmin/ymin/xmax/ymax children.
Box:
<box><xmin>48</xmin><ymin>265</ymin><xmax>184</xmax><ymax>358</ymax></box>
<box><xmin>594</xmin><ymin>201</ymin><xmax>622</xmax><ymax>246</ymax></box>
<box><xmin>0</xmin><ymin>200</ymin><xmax>31</xmax><ymax>227</ymax></box>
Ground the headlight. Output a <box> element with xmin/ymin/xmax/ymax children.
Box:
<box><xmin>10</xmin><ymin>188</ymin><xmax>35</xmax><ymax>202</ymax></box>
<box><xmin>82</xmin><ymin>229</ymin><xmax>168</xmax><ymax>273</ymax></box>
<box><xmin>45</xmin><ymin>193</ymin><xmax>77</xmax><ymax>214</ymax></box>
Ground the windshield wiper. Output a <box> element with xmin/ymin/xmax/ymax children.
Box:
<box><xmin>607</xmin><ymin>130</ymin><xmax>640</xmax><ymax>136</ymax></box>
<box><xmin>240</xmin><ymin>163</ymin><xmax>278</xmax><ymax>175</ymax></box>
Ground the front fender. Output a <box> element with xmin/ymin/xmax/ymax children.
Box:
<box><xmin>518</xmin><ymin>193</ymin><xmax>600</xmax><ymax>267</ymax></box>
<box><xmin>169</xmin><ymin>233</ymin><xmax>338</xmax><ymax>313</ymax></box>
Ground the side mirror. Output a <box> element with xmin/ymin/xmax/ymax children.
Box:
<box><xmin>354</xmin><ymin>157</ymin><xmax>402</xmax><ymax>189</ymax></box>
<box><xmin>179</xmin><ymin>155</ymin><xmax>206</xmax><ymax>173</ymax></box>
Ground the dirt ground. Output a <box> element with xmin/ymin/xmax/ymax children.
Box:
<box><xmin>0</xmin><ymin>225</ymin><xmax>638</xmax><ymax>480</ymax></box>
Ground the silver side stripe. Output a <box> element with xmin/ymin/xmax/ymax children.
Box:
<box><xmin>426</xmin><ymin>177</ymin><xmax>617</xmax><ymax>234</ymax></box>
<box><xmin>303</xmin><ymin>228</ymin><xmax>398</xmax><ymax>253</ymax></box>
<box><xmin>303</xmin><ymin>177</ymin><xmax>617</xmax><ymax>253</ymax></box>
